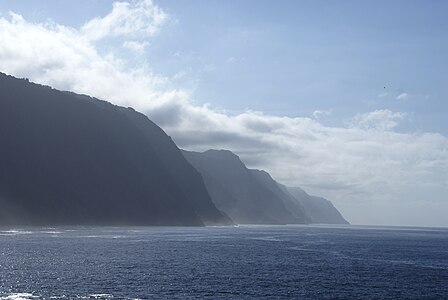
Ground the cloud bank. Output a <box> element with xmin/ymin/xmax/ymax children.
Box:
<box><xmin>0</xmin><ymin>0</ymin><xmax>447</xmax><ymax>226</ymax></box>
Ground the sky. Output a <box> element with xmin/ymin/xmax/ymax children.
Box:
<box><xmin>0</xmin><ymin>0</ymin><xmax>447</xmax><ymax>226</ymax></box>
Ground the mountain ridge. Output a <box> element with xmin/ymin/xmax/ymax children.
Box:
<box><xmin>183</xmin><ymin>149</ymin><xmax>348</xmax><ymax>225</ymax></box>
<box><xmin>0</xmin><ymin>72</ymin><xmax>347</xmax><ymax>226</ymax></box>
<box><xmin>0</xmin><ymin>72</ymin><xmax>231</xmax><ymax>226</ymax></box>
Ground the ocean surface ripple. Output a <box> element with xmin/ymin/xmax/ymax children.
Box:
<box><xmin>1</xmin><ymin>225</ymin><xmax>447</xmax><ymax>299</ymax></box>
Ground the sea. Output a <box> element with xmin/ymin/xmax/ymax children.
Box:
<box><xmin>0</xmin><ymin>225</ymin><xmax>447</xmax><ymax>299</ymax></box>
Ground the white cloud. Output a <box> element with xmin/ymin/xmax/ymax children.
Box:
<box><xmin>123</xmin><ymin>40</ymin><xmax>149</xmax><ymax>54</ymax></box>
<box><xmin>312</xmin><ymin>110</ymin><xmax>331</xmax><ymax>119</ymax></box>
<box><xmin>349</xmin><ymin>109</ymin><xmax>407</xmax><ymax>131</ymax></box>
<box><xmin>0</xmin><ymin>1</ymin><xmax>447</xmax><ymax>226</ymax></box>
<box><xmin>396</xmin><ymin>92</ymin><xmax>409</xmax><ymax>100</ymax></box>
<box><xmin>81</xmin><ymin>0</ymin><xmax>167</xmax><ymax>41</ymax></box>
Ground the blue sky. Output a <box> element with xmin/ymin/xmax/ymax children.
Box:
<box><xmin>2</xmin><ymin>0</ymin><xmax>447</xmax><ymax>132</ymax></box>
<box><xmin>0</xmin><ymin>0</ymin><xmax>447</xmax><ymax>226</ymax></box>
<box><xmin>153</xmin><ymin>0</ymin><xmax>448</xmax><ymax>133</ymax></box>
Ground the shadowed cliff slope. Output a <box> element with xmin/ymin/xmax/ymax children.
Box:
<box><xmin>0</xmin><ymin>72</ymin><xmax>230</xmax><ymax>226</ymax></box>
<box><xmin>182</xmin><ymin>149</ymin><xmax>309</xmax><ymax>224</ymax></box>
<box><xmin>284</xmin><ymin>186</ymin><xmax>348</xmax><ymax>224</ymax></box>
<box><xmin>183</xmin><ymin>149</ymin><xmax>348</xmax><ymax>225</ymax></box>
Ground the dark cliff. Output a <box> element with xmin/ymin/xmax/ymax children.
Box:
<box><xmin>183</xmin><ymin>149</ymin><xmax>348</xmax><ymax>225</ymax></box>
<box><xmin>182</xmin><ymin>149</ymin><xmax>309</xmax><ymax>224</ymax></box>
<box><xmin>0</xmin><ymin>73</ymin><xmax>230</xmax><ymax>226</ymax></box>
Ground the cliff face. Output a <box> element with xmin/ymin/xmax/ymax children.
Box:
<box><xmin>249</xmin><ymin>170</ymin><xmax>310</xmax><ymax>223</ymax></box>
<box><xmin>182</xmin><ymin>150</ymin><xmax>309</xmax><ymax>224</ymax></box>
<box><xmin>284</xmin><ymin>186</ymin><xmax>349</xmax><ymax>224</ymax></box>
<box><xmin>0</xmin><ymin>73</ymin><xmax>230</xmax><ymax>226</ymax></box>
<box><xmin>183</xmin><ymin>149</ymin><xmax>349</xmax><ymax>225</ymax></box>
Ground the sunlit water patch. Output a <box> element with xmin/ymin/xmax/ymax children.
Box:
<box><xmin>1</xmin><ymin>225</ymin><xmax>447</xmax><ymax>299</ymax></box>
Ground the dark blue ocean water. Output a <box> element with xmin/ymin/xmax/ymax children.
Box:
<box><xmin>0</xmin><ymin>225</ymin><xmax>447</xmax><ymax>299</ymax></box>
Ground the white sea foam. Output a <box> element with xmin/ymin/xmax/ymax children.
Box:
<box><xmin>41</xmin><ymin>231</ymin><xmax>62</xmax><ymax>234</ymax></box>
<box><xmin>0</xmin><ymin>230</ymin><xmax>33</xmax><ymax>235</ymax></box>
<box><xmin>0</xmin><ymin>294</ymin><xmax>140</xmax><ymax>300</ymax></box>
<box><xmin>288</xmin><ymin>246</ymin><xmax>316</xmax><ymax>252</ymax></box>
<box><xmin>250</xmin><ymin>236</ymin><xmax>284</xmax><ymax>242</ymax></box>
<box><xmin>1</xmin><ymin>293</ymin><xmax>39</xmax><ymax>300</ymax></box>
<box><xmin>88</xmin><ymin>294</ymin><xmax>114</xmax><ymax>299</ymax></box>
<box><xmin>76</xmin><ymin>235</ymin><xmax>127</xmax><ymax>239</ymax></box>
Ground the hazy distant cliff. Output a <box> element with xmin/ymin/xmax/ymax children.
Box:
<box><xmin>183</xmin><ymin>149</ymin><xmax>348</xmax><ymax>225</ymax></box>
<box><xmin>0</xmin><ymin>72</ymin><xmax>231</xmax><ymax>226</ymax></box>
<box><xmin>182</xmin><ymin>150</ymin><xmax>310</xmax><ymax>224</ymax></box>
<box><xmin>284</xmin><ymin>186</ymin><xmax>348</xmax><ymax>224</ymax></box>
